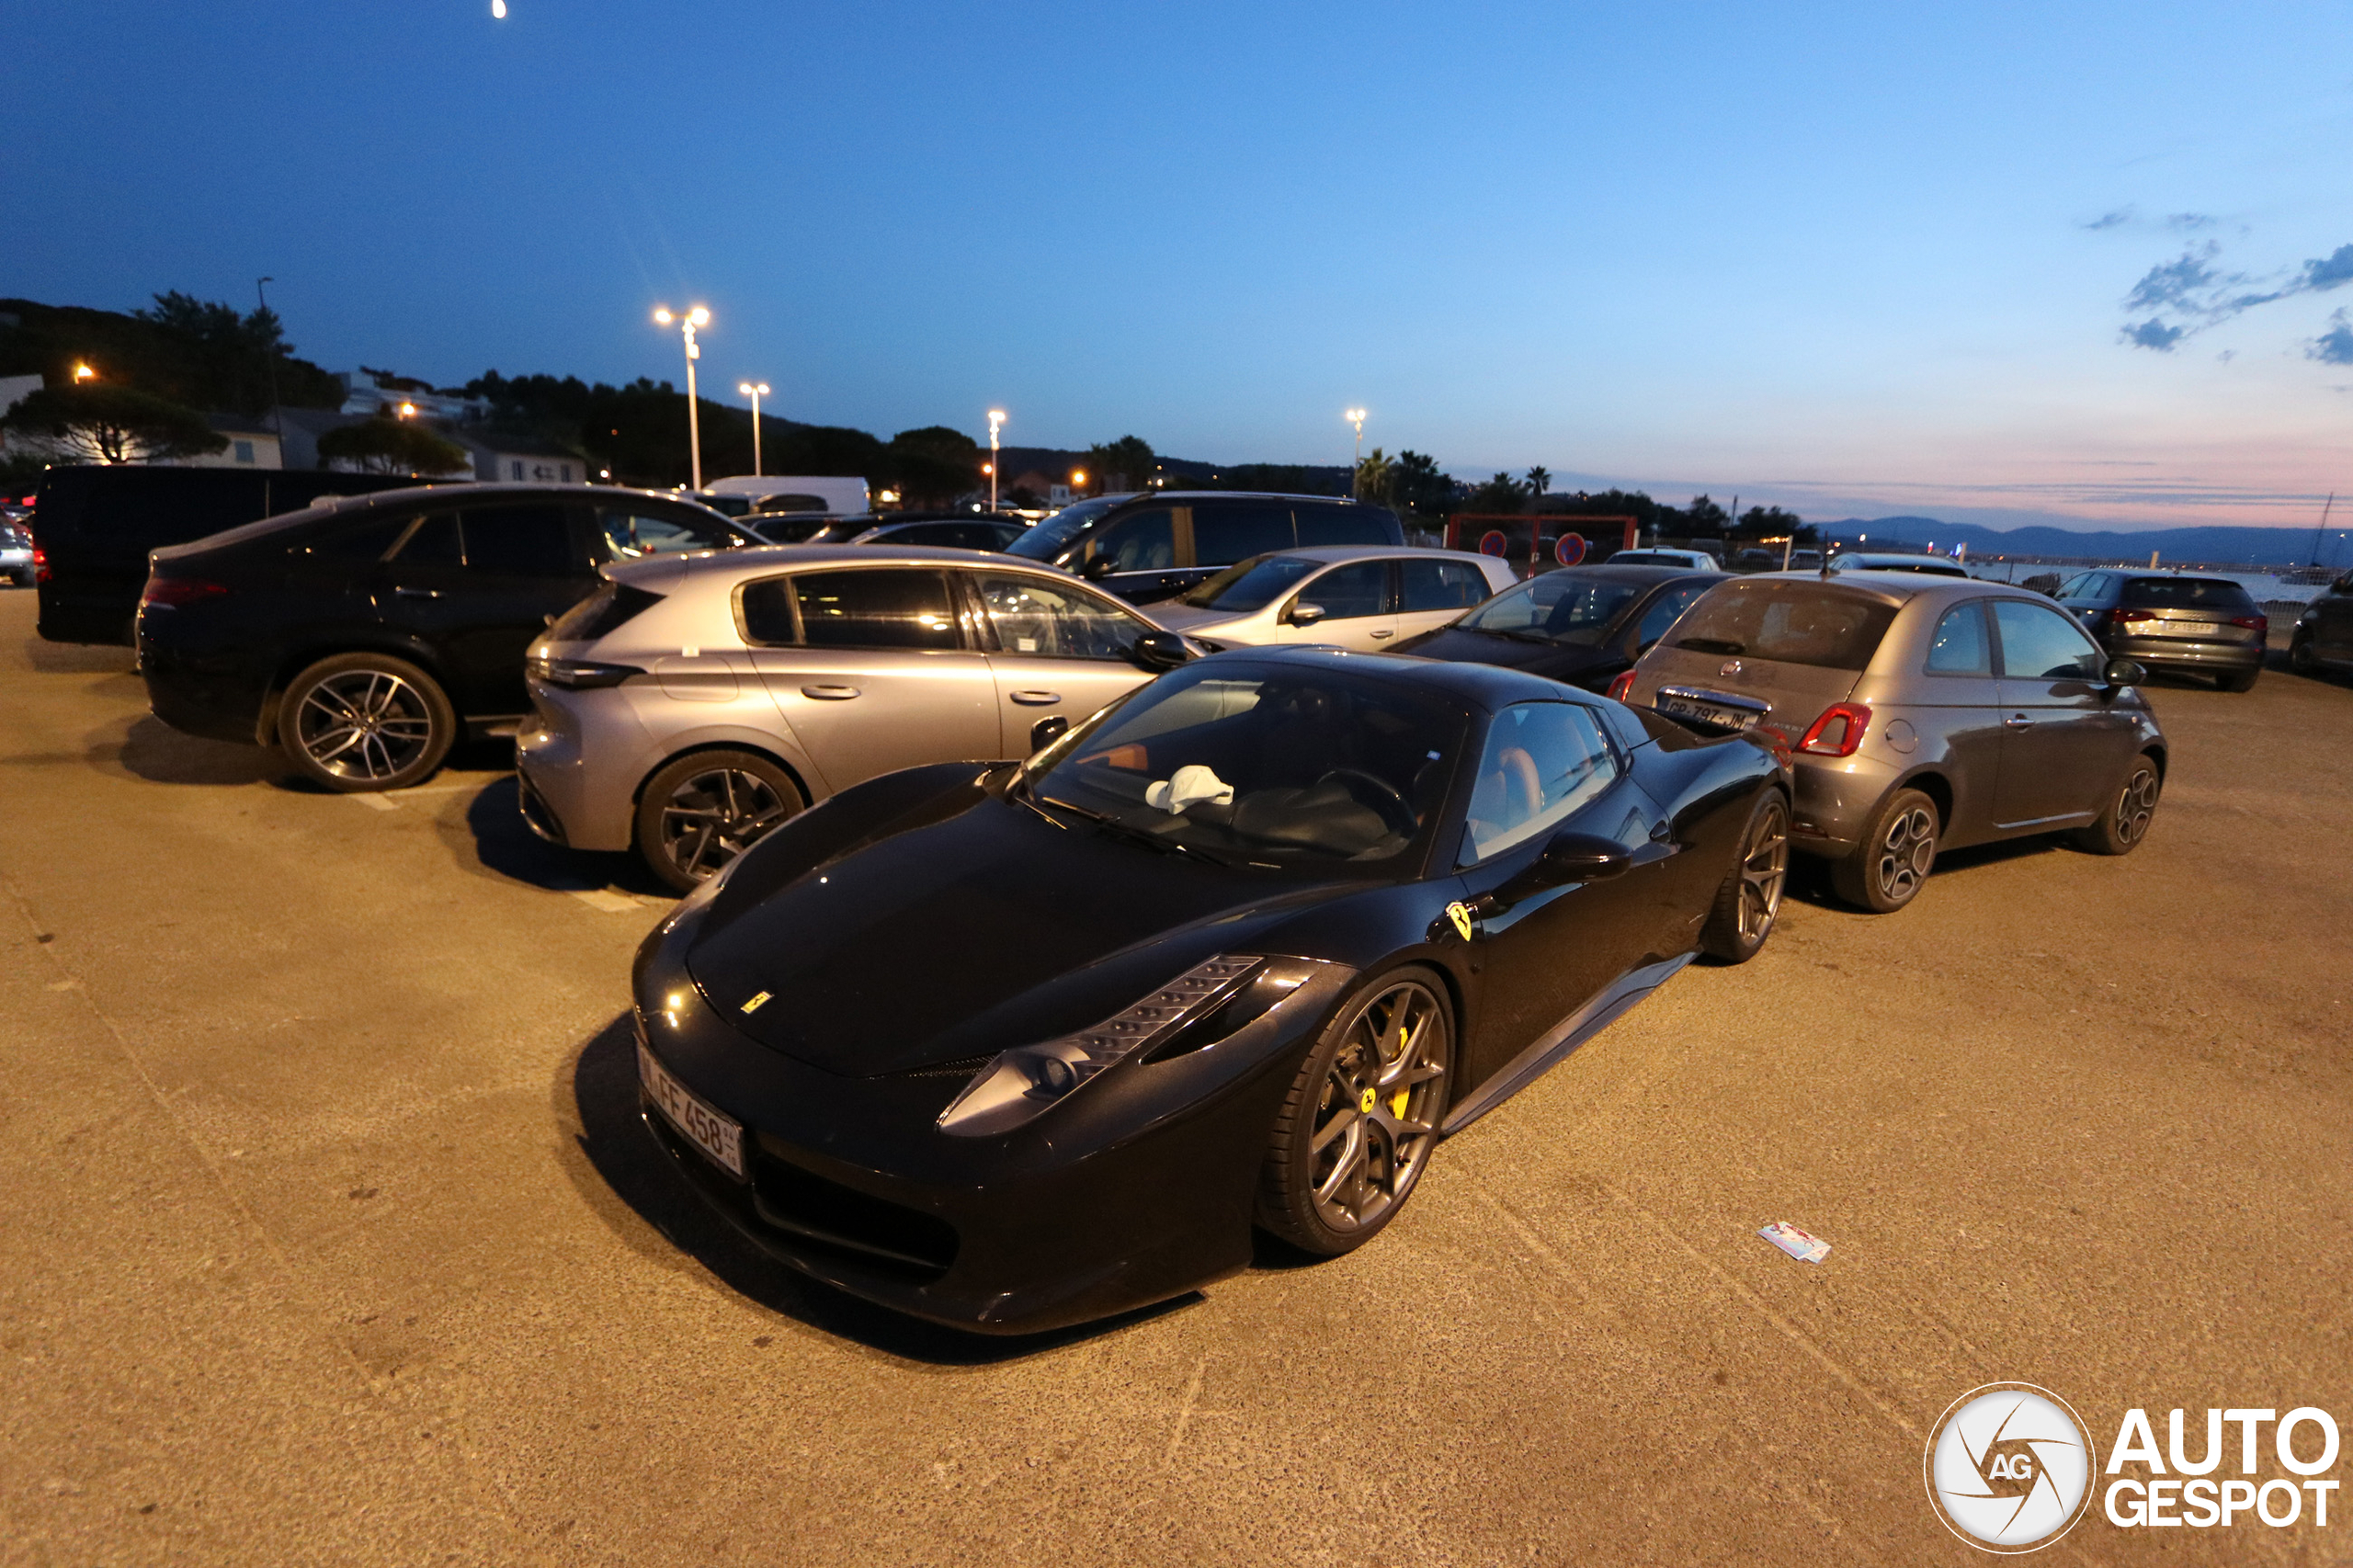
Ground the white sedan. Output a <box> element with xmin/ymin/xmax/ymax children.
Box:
<box><xmin>1144</xmin><ymin>546</ymin><xmax>1518</xmax><ymax>653</ymax></box>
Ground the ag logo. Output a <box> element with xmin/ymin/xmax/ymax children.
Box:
<box><xmin>1925</xmin><ymin>1383</ymin><xmax>2096</xmax><ymax>1553</ymax></box>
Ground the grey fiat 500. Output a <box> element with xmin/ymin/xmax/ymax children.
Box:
<box><xmin>1620</xmin><ymin>572</ymin><xmax>2167</xmax><ymax>912</ymax></box>
<box><xmin>516</xmin><ymin>544</ymin><xmax>1194</xmax><ymax>889</ymax></box>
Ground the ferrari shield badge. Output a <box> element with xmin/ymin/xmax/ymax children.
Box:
<box><xmin>1444</xmin><ymin>901</ymin><xmax>1474</xmax><ymax>942</ymax></box>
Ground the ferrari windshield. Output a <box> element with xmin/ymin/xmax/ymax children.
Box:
<box><xmin>1028</xmin><ymin>664</ymin><xmax>1466</xmax><ymax>868</ymax></box>
<box><xmin>1456</xmin><ymin>572</ymin><xmax>1642</xmax><ymax>644</ymax></box>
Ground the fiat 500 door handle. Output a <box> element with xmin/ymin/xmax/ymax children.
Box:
<box><xmin>2004</xmin><ymin>713</ymin><xmax>2033</xmax><ymax>729</ymax></box>
<box><xmin>1369</xmin><ymin>629</ymin><xmax>1395</xmax><ymax>640</ymax></box>
<box><xmin>801</xmin><ymin>684</ymin><xmax>860</xmax><ymax>699</ymax></box>
<box><xmin>1008</xmin><ymin>689</ymin><xmax>1062</xmax><ymax>705</ymax></box>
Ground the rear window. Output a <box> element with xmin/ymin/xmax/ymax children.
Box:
<box><xmin>1295</xmin><ymin>502</ymin><xmax>1395</xmax><ymax>547</ymax></box>
<box><xmin>549</xmin><ymin>581</ymin><xmax>662</xmax><ymax>642</ymax></box>
<box><xmin>2120</xmin><ymin>576</ymin><xmax>2256</xmax><ymax>610</ymax></box>
<box><xmin>1670</xmin><ymin>582</ymin><xmax>1897</xmax><ymax>670</ymax></box>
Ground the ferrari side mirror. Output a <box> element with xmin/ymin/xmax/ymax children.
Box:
<box><xmin>1493</xmin><ymin>830</ymin><xmax>1631</xmax><ymax>907</ymax></box>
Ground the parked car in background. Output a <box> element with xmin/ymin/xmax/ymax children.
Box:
<box><xmin>517</xmin><ymin>544</ymin><xmax>1199</xmax><ymax>889</ymax></box>
<box><xmin>1608</xmin><ymin>548</ymin><xmax>1723</xmax><ymax>572</ymax></box>
<box><xmin>769</xmin><ymin>511</ymin><xmax>1029</xmax><ymax>551</ymax></box>
<box><xmin>1828</xmin><ymin>552</ymin><xmax>1970</xmax><ymax>578</ymax></box>
<box><xmin>1732</xmin><ymin>548</ymin><xmax>1780</xmax><ymax>572</ymax></box>
<box><xmin>34</xmin><ymin>464</ymin><xmax>427</xmax><ymax>643</ymax></box>
<box><xmin>1620</xmin><ymin>572</ymin><xmax>2165</xmax><ymax>913</ymax></box>
<box><xmin>2289</xmin><ymin>570</ymin><xmax>2353</xmax><ymax>677</ymax></box>
<box><xmin>1788</xmin><ymin>550</ymin><xmax>1823</xmax><ymax>570</ymax></box>
<box><xmin>1004</xmin><ymin>492</ymin><xmax>1404</xmax><ymax>604</ymax></box>
<box><xmin>1396</xmin><ymin>564</ymin><xmax>1719</xmax><ymax>693</ymax></box>
<box><xmin>707</xmin><ymin>474</ymin><xmax>870</xmax><ymax>516</ymax></box>
<box><xmin>137</xmin><ymin>483</ymin><xmax>757</xmax><ymax>791</ymax></box>
<box><xmin>2052</xmin><ymin>570</ymin><xmax>2268</xmax><ymax>691</ymax></box>
<box><xmin>1146</xmin><ymin>546</ymin><xmax>1514</xmax><ymax>653</ymax></box>
<box><xmin>0</xmin><ymin>520</ymin><xmax>33</xmax><ymax>585</ymax></box>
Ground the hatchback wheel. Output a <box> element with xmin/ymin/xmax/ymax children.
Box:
<box><xmin>279</xmin><ymin>653</ymin><xmax>455</xmax><ymax>791</ymax></box>
<box><xmin>635</xmin><ymin>749</ymin><xmax>806</xmax><ymax>892</ymax></box>
<box><xmin>2289</xmin><ymin>639</ymin><xmax>2319</xmax><ymax>676</ymax></box>
<box><xmin>1831</xmin><ymin>787</ymin><xmax>1938</xmax><ymax>913</ymax></box>
<box><xmin>2074</xmin><ymin>755</ymin><xmax>2161</xmax><ymax>856</ymax></box>
<box><xmin>1256</xmin><ymin>968</ymin><xmax>1451</xmax><ymax>1256</ymax></box>
<box><xmin>1699</xmin><ymin>788</ymin><xmax>1789</xmax><ymax>962</ymax></box>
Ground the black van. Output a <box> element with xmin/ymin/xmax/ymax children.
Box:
<box><xmin>1003</xmin><ymin>492</ymin><xmax>1404</xmax><ymax>603</ymax></box>
<box><xmin>32</xmin><ymin>465</ymin><xmax>429</xmax><ymax>644</ymax></box>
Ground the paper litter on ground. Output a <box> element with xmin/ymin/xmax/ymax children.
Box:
<box><xmin>1758</xmin><ymin>1221</ymin><xmax>1831</xmax><ymax>1263</ymax></box>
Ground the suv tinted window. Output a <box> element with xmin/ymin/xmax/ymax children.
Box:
<box><xmin>1192</xmin><ymin>503</ymin><xmax>1294</xmax><ymax>565</ymax></box>
<box><xmin>391</xmin><ymin>513</ymin><xmax>463</xmax><ymax>566</ymax></box>
<box><xmin>298</xmin><ymin>515</ymin><xmax>411</xmax><ymax>562</ymax></box>
<box><xmin>1925</xmin><ymin>601</ymin><xmax>1993</xmax><ymax>675</ymax></box>
<box><xmin>1401</xmin><ymin>559</ymin><xmax>1490</xmax><ymax>612</ymax></box>
<box><xmin>1994</xmin><ymin>599</ymin><xmax>2104</xmax><ymax>680</ymax></box>
<box><xmin>1295</xmin><ymin>502</ymin><xmax>1392</xmax><ymax>547</ymax></box>
<box><xmin>462</xmin><ymin>504</ymin><xmax>582</xmax><ymax>576</ymax></box>
<box><xmin>1087</xmin><ymin>509</ymin><xmax>1175</xmax><ymax>573</ymax></box>
<box><xmin>745</xmin><ymin>568</ymin><xmax>961</xmax><ymax>650</ymax></box>
<box><xmin>1669</xmin><ymin>582</ymin><xmax>1897</xmax><ymax>671</ymax></box>
<box><xmin>2120</xmin><ymin>576</ymin><xmax>2256</xmax><ymax>611</ymax></box>
<box><xmin>599</xmin><ymin>506</ymin><xmax>738</xmax><ymax>558</ymax></box>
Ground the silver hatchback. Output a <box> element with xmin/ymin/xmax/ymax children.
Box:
<box><xmin>1622</xmin><ymin>572</ymin><xmax>2168</xmax><ymax>912</ymax></box>
<box><xmin>517</xmin><ymin>545</ymin><xmax>1193</xmax><ymax>889</ymax></box>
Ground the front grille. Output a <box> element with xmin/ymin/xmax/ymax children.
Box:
<box><xmin>749</xmin><ymin>1143</ymin><xmax>959</xmax><ymax>1279</ymax></box>
<box><xmin>892</xmin><ymin>1054</ymin><xmax>994</xmax><ymax>1080</ymax></box>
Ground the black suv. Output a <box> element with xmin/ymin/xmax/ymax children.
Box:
<box><xmin>2290</xmin><ymin>570</ymin><xmax>2353</xmax><ymax>677</ymax></box>
<box><xmin>1003</xmin><ymin>492</ymin><xmax>1404</xmax><ymax>603</ymax></box>
<box><xmin>2052</xmin><ymin>569</ymin><xmax>2267</xmax><ymax>691</ymax></box>
<box><xmin>138</xmin><ymin>483</ymin><xmax>756</xmax><ymax>790</ymax></box>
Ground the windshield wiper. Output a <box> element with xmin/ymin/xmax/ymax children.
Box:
<box><xmin>1038</xmin><ymin>796</ymin><xmax>1235</xmax><ymax>867</ymax></box>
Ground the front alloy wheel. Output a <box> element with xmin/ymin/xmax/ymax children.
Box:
<box><xmin>1258</xmin><ymin>970</ymin><xmax>1451</xmax><ymax>1255</ymax></box>
<box><xmin>1700</xmin><ymin>790</ymin><xmax>1789</xmax><ymax>962</ymax></box>
<box><xmin>635</xmin><ymin>749</ymin><xmax>806</xmax><ymax>892</ymax></box>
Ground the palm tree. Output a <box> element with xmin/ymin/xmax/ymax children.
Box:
<box><xmin>1526</xmin><ymin>465</ymin><xmax>1551</xmax><ymax>496</ymax></box>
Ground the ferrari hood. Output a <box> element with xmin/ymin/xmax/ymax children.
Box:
<box><xmin>684</xmin><ymin>789</ymin><xmax>1355</xmax><ymax>1076</ymax></box>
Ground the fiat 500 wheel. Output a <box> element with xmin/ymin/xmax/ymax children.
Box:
<box><xmin>635</xmin><ymin>749</ymin><xmax>806</xmax><ymax>892</ymax></box>
<box><xmin>1699</xmin><ymin>789</ymin><xmax>1789</xmax><ymax>962</ymax></box>
<box><xmin>2074</xmin><ymin>754</ymin><xmax>2161</xmax><ymax>856</ymax></box>
<box><xmin>1256</xmin><ymin>968</ymin><xmax>1452</xmax><ymax>1256</ymax></box>
<box><xmin>278</xmin><ymin>653</ymin><xmax>455</xmax><ymax>791</ymax></box>
<box><xmin>1831</xmin><ymin>787</ymin><xmax>1938</xmax><ymax>914</ymax></box>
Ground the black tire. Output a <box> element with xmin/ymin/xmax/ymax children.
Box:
<box><xmin>2289</xmin><ymin>638</ymin><xmax>2318</xmax><ymax>676</ymax></box>
<box><xmin>635</xmin><ymin>749</ymin><xmax>806</xmax><ymax>893</ymax></box>
<box><xmin>1699</xmin><ymin>789</ymin><xmax>1789</xmax><ymax>963</ymax></box>
<box><xmin>2073</xmin><ymin>753</ymin><xmax>2161</xmax><ymax>856</ymax></box>
<box><xmin>1829</xmin><ymin>787</ymin><xmax>1939</xmax><ymax>913</ymax></box>
<box><xmin>2218</xmin><ymin>668</ymin><xmax>2258</xmax><ymax>693</ymax></box>
<box><xmin>278</xmin><ymin>652</ymin><xmax>456</xmax><ymax>792</ymax></box>
<box><xmin>1256</xmin><ymin>966</ymin><xmax>1452</xmax><ymax>1256</ymax></box>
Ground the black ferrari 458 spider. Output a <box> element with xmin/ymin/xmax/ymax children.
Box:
<box><xmin>631</xmin><ymin>646</ymin><xmax>1790</xmax><ymax>1334</ymax></box>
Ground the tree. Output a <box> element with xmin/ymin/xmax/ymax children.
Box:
<box><xmin>1391</xmin><ymin>450</ymin><xmax>1458</xmax><ymax>517</ymax></box>
<box><xmin>1467</xmin><ymin>471</ymin><xmax>1530</xmax><ymax>514</ymax></box>
<box><xmin>1680</xmin><ymin>494</ymin><xmax>1731</xmax><ymax>537</ymax></box>
<box><xmin>1084</xmin><ymin>435</ymin><xmax>1156</xmax><ymax>493</ymax></box>
<box><xmin>316</xmin><ymin>415</ymin><xmax>470</xmax><ymax>476</ymax></box>
<box><xmin>1526</xmin><ymin>465</ymin><xmax>1551</xmax><ymax>496</ymax></box>
<box><xmin>883</xmin><ymin>426</ymin><xmax>983</xmax><ymax>505</ymax></box>
<box><xmin>1735</xmin><ymin>505</ymin><xmax>1804</xmax><ymax>540</ymax></box>
<box><xmin>2</xmin><ymin>382</ymin><xmax>227</xmax><ymax>464</ymax></box>
<box><xmin>1354</xmin><ymin>447</ymin><xmax>1397</xmax><ymax>506</ymax></box>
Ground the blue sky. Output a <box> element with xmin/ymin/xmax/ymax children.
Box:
<box><xmin>4</xmin><ymin>0</ymin><xmax>2349</xmax><ymax>531</ymax></box>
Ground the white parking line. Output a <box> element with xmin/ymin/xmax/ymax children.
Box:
<box><xmin>568</xmin><ymin>889</ymin><xmax>643</xmax><ymax>914</ymax></box>
<box><xmin>350</xmin><ymin>793</ymin><xmax>399</xmax><ymax>812</ymax></box>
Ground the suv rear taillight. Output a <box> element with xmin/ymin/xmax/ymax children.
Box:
<box><xmin>139</xmin><ymin>578</ymin><xmax>229</xmax><ymax>608</ymax></box>
<box><xmin>31</xmin><ymin>545</ymin><xmax>49</xmax><ymax>585</ymax></box>
<box><xmin>2230</xmin><ymin>614</ymin><xmax>2267</xmax><ymax>634</ymax></box>
<box><xmin>1606</xmin><ymin>669</ymin><xmax>1637</xmax><ymax>702</ymax></box>
<box><xmin>1796</xmin><ymin>702</ymin><xmax>1870</xmax><ymax>757</ymax></box>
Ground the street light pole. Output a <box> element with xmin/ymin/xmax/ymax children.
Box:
<box><xmin>738</xmin><ymin>381</ymin><xmax>769</xmax><ymax>477</ymax></box>
<box><xmin>987</xmin><ymin>409</ymin><xmax>1006</xmax><ymax>511</ymax></box>
<box><xmin>256</xmin><ymin>277</ymin><xmax>284</xmax><ymax>445</ymax></box>
<box><xmin>1345</xmin><ymin>408</ymin><xmax>1367</xmax><ymax>493</ymax></box>
<box><xmin>654</xmin><ymin>305</ymin><xmax>711</xmax><ymax>490</ymax></box>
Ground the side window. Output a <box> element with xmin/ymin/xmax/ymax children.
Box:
<box><xmin>1190</xmin><ymin>504</ymin><xmax>1294</xmax><ymax>566</ymax></box>
<box><xmin>973</xmin><ymin>572</ymin><xmax>1144</xmax><ymax>659</ymax></box>
<box><xmin>1462</xmin><ymin>702</ymin><xmax>1620</xmax><ymax>864</ymax></box>
<box><xmin>1925</xmin><ymin>601</ymin><xmax>1993</xmax><ymax>675</ymax></box>
<box><xmin>1087</xmin><ymin>509</ymin><xmax>1175</xmax><ymax>574</ymax></box>
<box><xmin>1297</xmin><ymin>561</ymin><xmax>1391</xmax><ymax>619</ymax></box>
<box><xmin>1401</xmin><ymin>559</ymin><xmax>1491</xmax><ymax>612</ymax></box>
<box><xmin>298</xmin><ymin>515</ymin><xmax>411</xmax><ymax>562</ymax></box>
<box><xmin>739</xmin><ymin>578</ymin><xmax>798</xmax><ymax>644</ymax></box>
<box><xmin>789</xmin><ymin>569</ymin><xmax>961</xmax><ymax>650</ymax></box>
<box><xmin>461</xmin><ymin>504</ymin><xmax>584</xmax><ymax>576</ymax></box>
<box><xmin>1295</xmin><ymin>502</ymin><xmax>1391</xmax><ymax>547</ymax></box>
<box><xmin>1632</xmin><ymin>585</ymin><xmax>1706</xmax><ymax>651</ymax></box>
<box><xmin>390</xmin><ymin>512</ymin><xmax>463</xmax><ymax>566</ymax></box>
<box><xmin>1994</xmin><ymin>599</ymin><xmax>2103</xmax><ymax>681</ymax></box>
<box><xmin>600</xmin><ymin>507</ymin><xmax>736</xmax><ymax>558</ymax></box>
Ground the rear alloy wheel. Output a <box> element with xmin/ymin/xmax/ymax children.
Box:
<box><xmin>1257</xmin><ymin>969</ymin><xmax>1451</xmax><ymax>1256</ymax></box>
<box><xmin>635</xmin><ymin>749</ymin><xmax>806</xmax><ymax>892</ymax></box>
<box><xmin>279</xmin><ymin>652</ymin><xmax>455</xmax><ymax>792</ymax></box>
<box><xmin>1831</xmin><ymin>787</ymin><xmax>1939</xmax><ymax>914</ymax></box>
<box><xmin>2074</xmin><ymin>755</ymin><xmax>2161</xmax><ymax>856</ymax></box>
<box><xmin>1699</xmin><ymin>789</ymin><xmax>1789</xmax><ymax>962</ymax></box>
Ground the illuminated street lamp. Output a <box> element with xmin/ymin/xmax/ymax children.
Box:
<box><xmin>73</xmin><ymin>362</ymin><xmax>96</xmax><ymax>382</ymax></box>
<box><xmin>1072</xmin><ymin>468</ymin><xmax>1088</xmax><ymax>497</ymax></box>
<box><xmin>1346</xmin><ymin>407</ymin><xmax>1367</xmax><ymax>472</ymax></box>
<box><xmin>987</xmin><ymin>409</ymin><xmax>1006</xmax><ymax>510</ymax></box>
<box><xmin>653</xmin><ymin>305</ymin><xmax>711</xmax><ymax>490</ymax></box>
<box><xmin>738</xmin><ymin>381</ymin><xmax>770</xmax><ymax>476</ymax></box>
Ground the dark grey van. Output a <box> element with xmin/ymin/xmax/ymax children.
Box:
<box><xmin>1004</xmin><ymin>492</ymin><xmax>1404</xmax><ymax>604</ymax></box>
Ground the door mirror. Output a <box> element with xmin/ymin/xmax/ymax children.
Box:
<box><xmin>2102</xmin><ymin>656</ymin><xmax>2146</xmax><ymax>687</ymax></box>
<box><xmin>1080</xmin><ymin>555</ymin><xmax>1117</xmax><ymax>581</ymax></box>
<box><xmin>1495</xmin><ymin>829</ymin><xmax>1631</xmax><ymax>905</ymax></box>
<box><xmin>1288</xmin><ymin>600</ymin><xmax>1327</xmax><ymax>627</ymax></box>
<box><xmin>1029</xmin><ymin>714</ymin><xmax>1069</xmax><ymax>753</ymax></box>
<box><xmin>1130</xmin><ymin>631</ymin><xmax>1193</xmax><ymax>672</ymax></box>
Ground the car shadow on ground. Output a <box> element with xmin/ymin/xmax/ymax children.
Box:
<box><xmin>560</xmin><ymin>1015</ymin><xmax>1199</xmax><ymax>1365</ymax></box>
<box><xmin>98</xmin><ymin>714</ymin><xmax>284</xmax><ymax>787</ymax></box>
<box><xmin>457</xmin><ymin>774</ymin><xmax>678</xmax><ymax>899</ymax></box>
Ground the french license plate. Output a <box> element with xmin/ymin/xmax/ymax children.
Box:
<box><xmin>2166</xmin><ymin>622</ymin><xmax>2219</xmax><ymax>638</ymax></box>
<box><xmin>639</xmin><ymin>1040</ymin><xmax>745</xmax><ymax>1178</ymax></box>
<box><xmin>1656</xmin><ymin>694</ymin><xmax>1758</xmax><ymax>731</ymax></box>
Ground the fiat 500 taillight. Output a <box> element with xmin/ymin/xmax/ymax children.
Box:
<box><xmin>1796</xmin><ymin>702</ymin><xmax>1870</xmax><ymax>757</ymax></box>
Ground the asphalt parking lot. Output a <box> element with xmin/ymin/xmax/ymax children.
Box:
<box><xmin>3</xmin><ymin>587</ymin><xmax>2348</xmax><ymax>1567</ymax></box>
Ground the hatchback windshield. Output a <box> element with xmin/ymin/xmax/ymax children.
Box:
<box><xmin>1177</xmin><ymin>554</ymin><xmax>1317</xmax><ymax>611</ymax></box>
<box><xmin>1670</xmin><ymin>582</ymin><xmax>1897</xmax><ymax>670</ymax></box>
<box><xmin>1457</xmin><ymin>572</ymin><xmax>1642</xmax><ymax>644</ymax></box>
<box><xmin>1027</xmin><ymin>664</ymin><xmax>1465</xmax><ymax>868</ymax></box>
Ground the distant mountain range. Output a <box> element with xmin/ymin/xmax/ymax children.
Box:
<box><xmin>1814</xmin><ymin>516</ymin><xmax>2347</xmax><ymax>569</ymax></box>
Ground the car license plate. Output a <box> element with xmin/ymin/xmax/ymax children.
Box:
<box><xmin>2167</xmin><ymin>622</ymin><xmax>2219</xmax><ymax>638</ymax></box>
<box><xmin>1656</xmin><ymin>693</ymin><xmax>1758</xmax><ymax>731</ymax></box>
<box><xmin>638</xmin><ymin>1040</ymin><xmax>745</xmax><ymax>1178</ymax></box>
